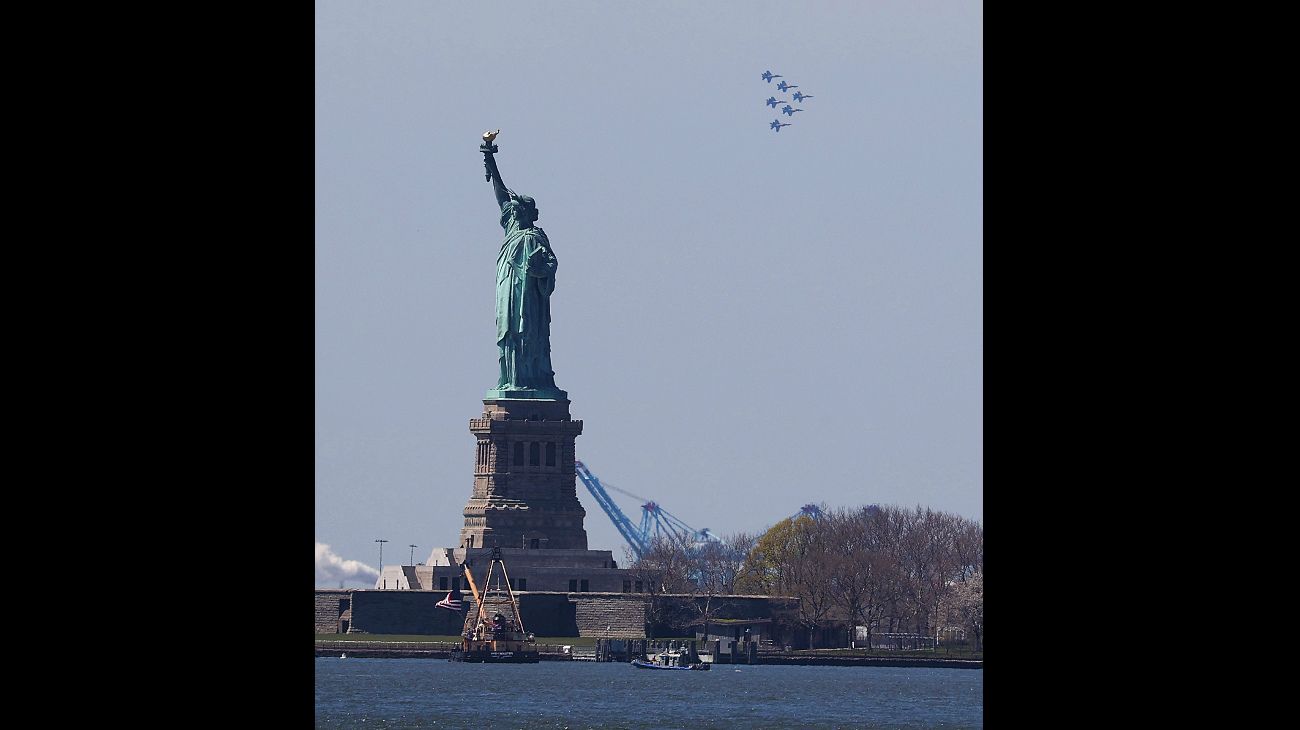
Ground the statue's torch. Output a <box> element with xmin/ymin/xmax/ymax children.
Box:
<box><xmin>481</xmin><ymin>129</ymin><xmax>500</xmax><ymax>181</ymax></box>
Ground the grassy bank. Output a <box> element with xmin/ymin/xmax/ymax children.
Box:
<box><xmin>783</xmin><ymin>647</ymin><xmax>983</xmax><ymax>661</ymax></box>
<box><xmin>315</xmin><ymin>634</ymin><xmax>698</xmax><ymax>646</ymax></box>
<box><xmin>315</xmin><ymin>634</ymin><xmax>598</xmax><ymax>646</ymax></box>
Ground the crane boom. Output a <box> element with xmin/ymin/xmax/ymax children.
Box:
<box><xmin>575</xmin><ymin>460</ymin><xmax>648</xmax><ymax>559</ymax></box>
<box><xmin>575</xmin><ymin>460</ymin><xmax>723</xmax><ymax>560</ymax></box>
<box><xmin>460</xmin><ymin>561</ymin><xmax>482</xmax><ymax>606</ymax></box>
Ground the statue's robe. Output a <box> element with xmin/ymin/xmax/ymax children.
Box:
<box><xmin>495</xmin><ymin>199</ymin><xmax>559</xmax><ymax>390</ymax></box>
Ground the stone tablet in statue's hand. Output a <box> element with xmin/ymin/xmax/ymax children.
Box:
<box><xmin>527</xmin><ymin>246</ymin><xmax>557</xmax><ymax>276</ymax></box>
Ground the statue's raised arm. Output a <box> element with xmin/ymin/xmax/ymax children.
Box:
<box><xmin>480</xmin><ymin>130</ymin><xmax>510</xmax><ymax>208</ymax></box>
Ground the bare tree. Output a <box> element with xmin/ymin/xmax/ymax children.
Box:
<box><xmin>951</xmin><ymin>519</ymin><xmax>984</xmax><ymax>583</ymax></box>
<box><xmin>897</xmin><ymin>505</ymin><xmax>963</xmax><ymax>639</ymax></box>
<box><xmin>730</xmin><ymin>501</ymin><xmax>981</xmax><ymax>651</ymax></box>
<box><xmin>718</xmin><ymin>531</ymin><xmax>756</xmax><ymax>595</ymax></box>
<box><xmin>788</xmin><ymin>515</ymin><xmax>837</xmax><ymax>648</ymax></box>
<box><xmin>686</xmin><ymin>540</ymin><xmax>731</xmax><ymax>645</ymax></box>
<box><xmin>829</xmin><ymin>506</ymin><xmax>898</xmax><ymax>650</ymax></box>
<box><xmin>624</xmin><ymin>536</ymin><xmax>692</xmax><ymax>639</ymax></box>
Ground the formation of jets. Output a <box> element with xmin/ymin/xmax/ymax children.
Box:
<box><xmin>760</xmin><ymin>70</ymin><xmax>815</xmax><ymax>132</ymax></box>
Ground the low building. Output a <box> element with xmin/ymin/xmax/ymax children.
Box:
<box><xmin>692</xmin><ymin>618</ymin><xmax>772</xmax><ymax>645</ymax></box>
<box><xmin>375</xmin><ymin>546</ymin><xmax>630</xmax><ymax>593</ymax></box>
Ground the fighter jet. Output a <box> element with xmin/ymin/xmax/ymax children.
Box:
<box><xmin>781</xmin><ymin>104</ymin><xmax>804</xmax><ymax>117</ymax></box>
<box><xmin>766</xmin><ymin>96</ymin><xmax>786</xmax><ymax>108</ymax></box>
<box><xmin>762</xmin><ymin>70</ymin><xmax>782</xmax><ymax>83</ymax></box>
<box><xmin>776</xmin><ymin>80</ymin><xmax>798</xmax><ymax>93</ymax></box>
<box><xmin>792</xmin><ymin>91</ymin><xmax>814</xmax><ymax>103</ymax></box>
<box><xmin>770</xmin><ymin>119</ymin><xmax>791</xmax><ymax>132</ymax></box>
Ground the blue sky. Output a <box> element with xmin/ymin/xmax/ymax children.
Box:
<box><xmin>316</xmin><ymin>0</ymin><xmax>982</xmax><ymax>586</ymax></box>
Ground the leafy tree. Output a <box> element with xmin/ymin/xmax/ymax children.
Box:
<box><xmin>939</xmin><ymin>569</ymin><xmax>983</xmax><ymax>650</ymax></box>
<box><xmin>736</xmin><ymin>516</ymin><xmax>801</xmax><ymax>595</ymax></box>
<box><xmin>740</xmin><ymin>513</ymin><xmax>835</xmax><ymax>647</ymax></box>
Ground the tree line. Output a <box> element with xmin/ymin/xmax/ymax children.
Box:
<box><xmin>626</xmin><ymin>504</ymin><xmax>983</xmax><ymax>650</ymax></box>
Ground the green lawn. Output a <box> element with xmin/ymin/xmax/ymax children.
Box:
<box><xmin>314</xmin><ymin>634</ymin><xmax>696</xmax><ymax>646</ymax></box>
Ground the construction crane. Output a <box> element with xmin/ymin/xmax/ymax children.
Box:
<box><xmin>574</xmin><ymin>460</ymin><xmax>721</xmax><ymax>560</ymax></box>
<box><xmin>574</xmin><ymin>460</ymin><xmax>645</xmax><ymax>557</ymax></box>
<box><xmin>790</xmin><ymin>503</ymin><xmax>824</xmax><ymax>521</ymax></box>
<box><xmin>786</xmin><ymin>503</ymin><xmax>877</xmax><ymax>521</ymax></box>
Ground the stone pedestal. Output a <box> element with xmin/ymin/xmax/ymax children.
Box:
<box><xmin>459</xmin><ymin>398</ymin><xmax>588</xmax><ymax>551</ymax></box>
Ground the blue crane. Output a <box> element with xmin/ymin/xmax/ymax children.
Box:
<box><xmin>574</xmin><ymin>460</ymin><xmax>720</xmax><ymax>560</ymax></box>
<box><xmin>786</xmin><ymin>503</ymin><xmax>875</xmax><ymax>521</ymax></box>
<box><xmin>790</xmin><ymin>503</ymin><xmax>823</xmax><ymax>521</ymax></box>
<box><xmin>574</xmin><ymin>460</ymin><xmax>646</xmax><ymax>557</ymax></box>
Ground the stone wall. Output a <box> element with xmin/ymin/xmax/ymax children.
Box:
<box><xmin>316</xmin><ymin>589</ymin><xmax>797</xmax><ymax>639</ymax></box>
<box><xmin>571</xmin><ymin>593</ymin><xmax>647</xmax><ymax>638</ymax></box>
<box><xmin>315</xmin><ymin>590</ymin><xmax>350</xmax><ymax>634</ymax></box>
<box><xmin>515</xmin><ymin>593</ymin><xmax>577</xmax><ymax>636</ymax></box>
<box><xmin>347</xmin><ymin>590</ymin><xmax>467</xmax><ymax>635</ymax></box>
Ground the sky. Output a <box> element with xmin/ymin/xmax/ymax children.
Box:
<box><xmin>315</xmin><ymin>0</ymin><xmax>982</xmax><ymax>588</ymax></box>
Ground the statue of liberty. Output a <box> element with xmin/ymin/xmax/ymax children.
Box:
<box><xmin>480</xmin><ymin>130</ymin><xmax>566</xmax><ymax>400</ymax></box>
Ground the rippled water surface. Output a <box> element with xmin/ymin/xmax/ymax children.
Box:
<box><xmin>316</xmin><ymin>658</ymin><xmax>982</xmax><ymax>728</ymax></box>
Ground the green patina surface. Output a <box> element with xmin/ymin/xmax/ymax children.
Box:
<box><xmin>484</xmin><ymin>388</ymin><xmax>567</xmax><ymax>401</ymax></box>
<box><xmin>480</xmin><ymin>135</ymin><xmax>566</xmax><ymax>401</ymax></box>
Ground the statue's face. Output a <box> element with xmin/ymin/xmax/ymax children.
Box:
<box><xmin>511</xmin><ymin>194</ymin><xmax>538</xmax><ymax>226</ymax></box>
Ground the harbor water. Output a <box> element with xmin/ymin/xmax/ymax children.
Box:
<box><xmin>315</xmin><ymin>658</ymin><xmax>983</xmax><ymax>728</ymax></box>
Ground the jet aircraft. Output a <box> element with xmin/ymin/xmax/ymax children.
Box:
<box><xmin>776</xmin><ymin>80</ymin><xmax>798</xmax><ymax>92</ymax></box>
<box><xmin>781</xmin><ymin>105</ymin><xmax>804</xmax><ymax>117</ymax></box>
<box><xmin>770</xmin><ymin>119</ymin><xmax>791</xmax><ymax>132</ymax></box>
<box><xmin>766</xmin><ymin>96</ymin><xmax>785</xmax><ymax>108</ymax></box>
<box><xmin>792</xmin><ymin>91</ymin><xmax>814</xmax><ymax>103</ymax></box>
<box><xmin>762</xmin><ymin>70</ymin><xmax>782</xmax><ymax>83</ymax></box>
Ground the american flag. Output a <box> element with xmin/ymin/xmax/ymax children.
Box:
<box><xmin>436</xmin><ymin>590</ymin><xmax>462</xmax><ymax>612</ymax></box>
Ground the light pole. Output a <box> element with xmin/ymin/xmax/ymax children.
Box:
<box><xmin>375</xmin><ymin>538</ymin><xmax>388</xmax><ymax>576</ymax></box>
<box><xmin>409</xmin><ymin>544</ymin><xmax>418</xmax><ymax>566</ymax></box>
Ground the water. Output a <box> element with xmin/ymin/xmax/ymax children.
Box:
<box><xmin>315</xmin><ymin>658</ymin><xmax>983</xmax><ymax>728</ymax></box>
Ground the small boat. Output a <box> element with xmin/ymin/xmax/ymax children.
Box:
<box><xmin>631</xmin><ymin>647</ymin><xmax>711</xmax><ymax>671</ymax></box>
